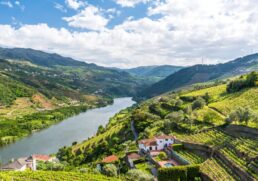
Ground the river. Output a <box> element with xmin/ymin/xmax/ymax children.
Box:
<box><xmin>0</xmin><ymin>97</ymin><xmax>135</xmax><ymax>164</ymax></box>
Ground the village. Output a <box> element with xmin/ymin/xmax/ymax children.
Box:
<box><xmin>1</xmin><ymin>134</ymin><xmax>194</xmax><ymax>175</ymax></box>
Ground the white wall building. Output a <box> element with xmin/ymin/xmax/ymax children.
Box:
<box><xmin>138</xmin><ymin>135</ymin><xmax>175</xmax><ymax>152</ymax></box>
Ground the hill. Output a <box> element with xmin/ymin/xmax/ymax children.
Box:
<box><xmin>57</xmin><ymin>72</ymin><xmax>258</xmax><ymax>181</ymax></box>
<box><xmin>121</xmin><ymin>65</ymin><xmax>183</xmax><ymax>83</ymax></box>
<box><xmin>0</xmin><ymin>48</ymin><xmax>145</xmax><ymax>147</ymax></box>
<box><xmin>0</xmin><ymin>47</ymin><xmax>145</xmax><ymax>98</ymax></box>
<box><xmin>140</xmin><ymin>53</ymin><xmax>258</xmax><ymax>98</ymax></box>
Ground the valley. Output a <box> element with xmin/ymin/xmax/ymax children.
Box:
<box><xmin>0</xmin><ymin>48</ymin><xmax>257</xmax><ymax>181</ymax></box>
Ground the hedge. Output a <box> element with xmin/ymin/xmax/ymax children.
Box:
<box><xmin>158</xmin><ymin>166</ymin><xmax>187</xmax><ymax>181</ymax></box>
<box><xmin>158</xmin><ymin>164</ymin><xmax>200</xmax><ymax>181</ymax></box>
<box><xmin>172</xmin><ymin>144</ymin><xmax>184</xmax><ymax>151</ymax></box>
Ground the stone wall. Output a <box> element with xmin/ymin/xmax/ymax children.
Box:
<box><xmin>224</xmin><ymin>124</ymin><xmax>258</xmax><ymax>138</ymax></box>
<box><xmin>214</xmin><ymin>151</ymin><xmax>256</xmax><ymax>181</ymax></box>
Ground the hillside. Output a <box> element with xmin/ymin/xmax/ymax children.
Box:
<box><xmin>0</xmin><ymin>48</ymin><xmax>145</xmax><ymax>98</ymax></box>
<box><xmin>140</xmin><ymin>53</ymin><xmax>258</xmax><ymax>98</ymax></box>
<box><xmin>0</xmin><ymin>48</ymin><xmax>144</xmax><ymax>147</ymax></box>
<box><xmin>121</xmin><ymin>65</ymin><xmax>183</xmax><ymax>83</ymax></box>
<box><xmin>56</xmin><ymin>72</ymin><xmax>258</xmax><ymax>180</ymax></box>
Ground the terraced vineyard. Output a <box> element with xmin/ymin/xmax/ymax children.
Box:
<box><xmin>201</xmin><ymin>158</ymin><xmax>239</xmax><ymax>181</ymax></box>
<box><xmin>0</xmin><ymin>171</ymin><xmax>120</xmax><ymax>181</ymax></box>
<box><xmin>230</xmin><ymin>137</ymin><xmax>258</xmax><ymax>158</ymax></box>
<box><xmin>175</xmin><ymin>150</ymin><xmax>205</xmax><ymax>164</ymax></box>
<box><xmin>72</xmin><ymin>112</ymin><xmax>131</xmax><ymax>155</ymax></box>
<box><xmin>179</xmin><ymin>129</ymin><xmax>233</xmax><ymax>147</ymax></box>
<box><xmin>219</xmin><ymin>146</ymin><xmax>258</xmax><ymax>180</ymax></box>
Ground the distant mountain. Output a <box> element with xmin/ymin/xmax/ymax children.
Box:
<box><xmin>0</xmin><ymin>48</ymin><xmax>145</xmax><ymax>104</ymax></box>
<box><xmin>140</xmin><ymin>53</ymin><xmax>258</xmax><ymax>98</ymax></box>
<box><xmin>0</xmin><ymin>47</ymin><xmax>89</xmax><ymax>67</ymax></box>
<box><xmin>119</xmin><ymin>65</ymin><xmax>183</xmax><ymax>83</ymax></box>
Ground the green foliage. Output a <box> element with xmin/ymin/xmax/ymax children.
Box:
<box><xmin>172</xmin><ymin>144</ymin><xmax>183</xmax><ymax>151</ymax></box>
<box><xmin>227</xmin><ymin>107</ymin><xmax>256</xmax><ymax>125</ymax></box>
<box><xmin>126</xmin><ymin>169</ymin><xmax>154</xmax><ymax>181</ymax></box>
<box><xmin>227</xmin><ymin>72</ymin><xmax>258</xmax><ymax>93</ymax></box>
<box><xmin>158</xmin><ymin>152</ymin><xmax>168</xmax><ymax>161</ymax></box>
<box><xmin>0</xmin><ymin>171</ymin><xmax>120</xmax><ymax>181</ymax></box>
<box><xmin>0</xmin><ymin>105</ymin><xmax>88</xmax><ymax>146</ymax></box>
<box><xmin>102</xmin><ymin>164</ymin><xmax>118</xmax><ymax>177</ymax></box>
<box><xmin>192</xmin><ymin>97</ymin><xmax>206</xmax><ymax>110</ymax></box>
<box><xmin>158</xmin><ymin>165</ymin><xmax>200</xmax><ymax>181</ymax></box>
<box><xmin>158</xmin><ymin>166</ymin><xmax>187</xmax><ymax>181</ymax></box>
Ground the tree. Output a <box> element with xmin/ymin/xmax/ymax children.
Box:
<box><xmin>102</xmin><ymin>164</ymin><xmax>117</xmax><ymax>177</ymax></box>
<box><xmin>126</xmin><ymin>169</ymin><xmax>154</xmax><ymax>181</ymax></box>
<box><xmin>165</xmin><ymin>111</ymin><xmax>184</xmax><ymax>122</ymax></box>
<box><xmin>158</xmin><ymin>152</ymin><xmax>167</xmax><ymax>161</ymax></box>
<box><xmin>228</xmin><ymin>107</ymin><xmax>255</xmax><ymax>125</ymax></box>
<box><xmin>192</xmin><ymin>97</ymin><xmax>206</xmax><ymax>110</ymax></box>
<box><xmin>203</xmin><ymin>92</ymin><xmax>211</xmax><ymax>103</ymax></box>
<box><xmin>175</xmin><ymin>99</ymin><xmax>183</xmax><ymax>107</ymax></box>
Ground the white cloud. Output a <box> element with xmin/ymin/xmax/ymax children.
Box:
<box><xmin>65</xmin><ymin>0</ymin><xmax>85</xmax><ymax>10</ymax></box>
<box><xmin>114</xmin><ymin>0</ymin><xmax>150</xmax><ymax>7</ymax></box>
<box><xmin>63</xmin><ymin>5</ymin><xmax>109</xmax><ymax>31</ymax></box>
<box><xmin>0</xmin><ymin>0</ymin><xmax>258</xmax><ymax>68</ymax></box>
<box><xmin>54</xmin><ymin>2</ymin><xmax>67</xmax><ymax>13</ymax></box>
<box><xmin>14</xmin><ymin>0</ymin><xmax>25</xmax><ymax>11</ymax></box>
<box><xmin>0</xmin><ymin>1</ymin><xmax>13</xmax><ymax>8</ymax></box>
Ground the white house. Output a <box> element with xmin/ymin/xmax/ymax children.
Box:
<box><xmin>1</xmin><ymin>157</ymin><xmax>34</xmax><ymax>171</ymax></box>
<box><xmin>138</xmin><ymin>135</ymin><xmax>175</xmax><ymax>152</ymax></box>
<box><xmin>1</xmin><ymin>154</ymin><xmax>54</xmax><ymax>171</ymax></box>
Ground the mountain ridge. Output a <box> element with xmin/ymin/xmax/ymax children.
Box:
<box><xmin>139</xmin><ymin>53</ymin><xmax>258</xmax><ymax>98</ymax></box>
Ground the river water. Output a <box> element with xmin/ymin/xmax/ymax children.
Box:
<box><xmin>0</xmin><ymin>97</ymin><xmax>135</xmax><ymax>164</ymax></box>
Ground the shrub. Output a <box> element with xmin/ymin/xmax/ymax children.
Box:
<box><xmin>158</xmin><ymin>165</ymin><xmax>200</xmax><ymax>181</ymax></box>
<box><xmin>186</xmin><ymin>164</ymin><xmax>200</xmax><ymax>180</ymax></box>
<box><xmin>126</xmin><ymin>169</ymin><xmax>154</xmax><ymax>181</ymax></box>
<box><xmin>102</xmin><ymin>164</ymin><xmax>117</xmax><ymax>177</ymax></box>
<box><xmin>158</xmin><ymin>152</ymin><xmax>168</xmax><ymax>161</ymax></box>
<box><xmin>158</xmin><ymin>166</ymin><xmax>187</xmax><ymax>181</ymax></box>
<box><xmin>192</xmin><ymin>97</ymin><xmax>206</xmax><ymax>110</ymax></box>
<box><xmin>227</xmin><ymin>71</ymin><xmax>258</xmax><ymax>93</ymax></box>
<box><xmin>172</xmin><ymin>144</ymin><xmax>183</xmax><ymax>151</ymax></box>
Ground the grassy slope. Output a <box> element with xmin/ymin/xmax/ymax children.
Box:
<box><xmin>0</xmin><ymin>171</ymin><xmax>120</xmax><ymax>181</ymax></box>
<box><xmin>66</xmin><ymin>77</ymin><xmax>258</xmax><ymax>180</ymax></box>
<box><xmin>182</xmin><ymin>84</ymin><xmax>258</xmax><ymax>128</ymax></box>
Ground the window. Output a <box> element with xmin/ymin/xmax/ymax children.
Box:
<box><xmin>165</xmin><ymin>139</ymin><xmax>168</xmax><ymax>141</ymax></box>
<box><xmin>149</xmin><ymin>146</ymin><xmax>152</xmax><ymax>151</ymax></box>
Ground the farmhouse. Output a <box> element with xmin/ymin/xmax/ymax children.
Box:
<box><xmin>1</xmin><ymin>154</ymin><xmax>54</xmax><ymax>171</ymax></box>
<box><xmin>138</xmin><ymin>135</ymin><xmax>175</xmax><ymax>152</ymax></box>
<box><xmin>1</xmin><ymin>157</ymin><xmax>35</xmax><ymax>171</ymax></box>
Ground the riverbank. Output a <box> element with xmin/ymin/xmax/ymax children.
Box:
<box><xmin>0</xmin><ymin>98</ymin><xmax>135</xmax><ymax>164</ymax></box>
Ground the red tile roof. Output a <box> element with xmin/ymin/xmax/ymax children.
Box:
<box><xmin>127</xmin><ymin>153</ymin><xmax>141</xmax><ymax>160</ymax></box>
<box><xmin>155</xmin><ymin>135</ymin><xmax>175</xmax><ymax>139</ymax></box>
<box><xmin>102</xmin><ymin>155</ymin><xmax>119</xmax><ymax>163</ymax></box>
<box><xmin>32</xmin><ymin>154</ymin><xmax>51</xmax><ymax>161</ymax></box>
<box><xmin>138</xmin><ymin>138</ymin><xmax>157</xmax><ymax>146</ymax></box>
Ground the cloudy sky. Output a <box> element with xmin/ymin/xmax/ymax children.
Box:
<box><xmin>0</xmin><ymin>0</ymin><xmax>258</xmax><ymax>68</ymax></box>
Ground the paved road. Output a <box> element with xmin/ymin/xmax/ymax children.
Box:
<box><xmin>130</xmin><ymin>121</ymin><xmax>138</xmax><ymax>140</ymax></box>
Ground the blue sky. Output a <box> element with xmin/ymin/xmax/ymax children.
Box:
<box><xmin>0</xmin><ymin>0</ymin><xmax>258</xmax><ymax>68</ymax></box>
<box><xmin>0</xmin><ymin>0</ymin><xmax>150</xmax><ymax>29</ymax></box>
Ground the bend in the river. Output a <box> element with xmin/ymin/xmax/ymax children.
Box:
<box><xmin>0</xmin><ymin>97</ymin><xmax>135</xmax><ymax>164</ymax></box>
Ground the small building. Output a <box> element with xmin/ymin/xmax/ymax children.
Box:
<box><xmin>1</xmin><ymin>157</ymin><xmax>34</xmax><ymax>171</ymax></box>
<box><xmin>102</xmin><ymin>155</ymin><xmax>119</xmax><ymax>164</ymax></box>
<box><xmin>138</xmin><ymin>135</ymin><xmax>175</xmax><ymax>152</ymax></box>
<box><xmin>1</xmin><ymin>154</ymin><xmax>54</xmax><ymax>171</ymax></box>
<box><xmin>31</xmin><ymin>154</ymin><xmax>53</xmax><ymax>162</ymax></box>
